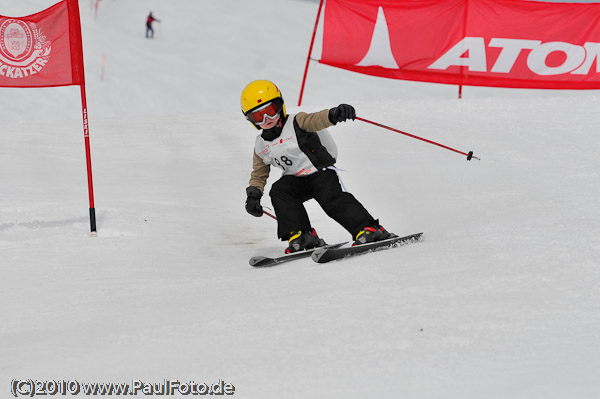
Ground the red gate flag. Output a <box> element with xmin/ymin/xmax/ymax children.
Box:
<box><xmin>0</xmin><ymin>0</ymin><xmax>84</xmax><ymax>88</ymax></box>
<box><xmin>0</xmin><ymin>0</ymin><xmax>96</xmax><ymax>235</ymax></box>
<box><xmin>320</xmin><ymin>0</ymin><xmax>600</xmax><ymax>89</ymax></box>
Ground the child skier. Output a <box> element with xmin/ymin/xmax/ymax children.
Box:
<box><xmin>242</xmin><ymin>79</ymin><xmax>395</xmax><ymax>254</ymax></box>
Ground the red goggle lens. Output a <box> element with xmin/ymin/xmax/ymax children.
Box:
<box><xmin>246</xmin><ymin>101</ymin><xmax>281</xmax><ymax>125</ymax></box>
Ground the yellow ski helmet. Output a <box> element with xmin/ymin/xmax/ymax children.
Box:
<box><xmin>241</xmin><ymin>80</ymin><xmax>287</xmax><ymax>129</ymax></box>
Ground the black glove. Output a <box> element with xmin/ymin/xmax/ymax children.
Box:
<box><xmin>245</xmin><ymin>186</ymin><xmax>263</xmax><ymax>217</ymax></box>
<box><xmin>328</xmin><ymin>104</ymin><xmax>356</xmax><ymax>125</ymax></box>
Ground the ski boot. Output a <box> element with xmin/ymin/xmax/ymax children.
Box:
<box><xmin>285</xmin><ymin>228</ymin><xmax>327</xmax><ymax>254</ymax></box>
<box><xmin>352</xmin><ymin>225</ymin><xmax>395</xmax><ymax>246</ymax></box>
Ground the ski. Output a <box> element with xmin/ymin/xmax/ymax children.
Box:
<box><xmin>311</xmin><ymin>232</ymin><xmax>423</xmax><ymax>264</ymax></box>
<box><xmin>249</xmin><ymin>242</ymin><xmax>347</xmax><ymax>268</ymax></box>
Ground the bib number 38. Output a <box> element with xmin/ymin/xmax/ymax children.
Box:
<box><xmin>274</xmin><ymin>156</ymin><xmax>293</xmax><ymax>170</ymax></box>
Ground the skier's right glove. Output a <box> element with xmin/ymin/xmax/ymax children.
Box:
<box><xmin>328</xmin><ymin>104</ymin><xmax>356</xmax><ymax>125</ymax></box>
<box><xmin>245</xmin><ymin>186</ymin><xmax>263</xmax><ymax>217</ymax></box>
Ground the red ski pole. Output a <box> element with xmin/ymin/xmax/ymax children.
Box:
<box><xmin>263</xmin><ymin>210</ymin><xmax>277</xmax><ymax>220</ymax></box>
<box><xmin>356</xmin><ymin>117</ymin><xmax>480</xmax><ymax>161</ymax></box>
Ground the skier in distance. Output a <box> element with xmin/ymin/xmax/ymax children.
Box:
<box><xmin>146</xmin><ymin>12</ymin><xmax>160</xmax><ymax>38</ymax></box>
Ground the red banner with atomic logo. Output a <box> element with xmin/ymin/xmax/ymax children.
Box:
<box><xmin>320</xmin><ymin>0</ymin><xmax>600</xmax><ymax>89</ymax></box>
<box><xmin>0</xmin><ymin>0</ymin><xmax>84</xmax><ymax>88</ymax></box>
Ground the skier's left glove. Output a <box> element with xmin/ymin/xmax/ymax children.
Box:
<box><xmin>245</xmin><ymin>186</ymin><xmax>263</xmax><ymax>217</ymax></box>
<box><xmin>328</xmin><ymin>104</ymin><xmax>356</xmax><ymax>125</ymax></box>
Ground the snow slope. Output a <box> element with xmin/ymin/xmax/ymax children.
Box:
<box><xmin>1</xmin><ymin>1</ymin><xmax>599</xmax><ymax>398</ymax></box>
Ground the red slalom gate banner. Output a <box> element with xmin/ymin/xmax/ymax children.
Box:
<box><xmin>0</xmin><ymin>0</ymin><xmax>97</xmax><ymax>234</ymax></box>
<box><xmin>0</xmin><ymin>1</ymin><xmax>84</xmax><ymax>87</ymax></box>
<box><xmin>319</xmin><ymin>0</ymin><xmax>600</xmax><ymax>90</ymax></box>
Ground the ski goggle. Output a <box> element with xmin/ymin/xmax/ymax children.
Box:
<box><xmin>246</xmin><ymin>100</ymin><xmax>282</xmax><ymax>125</ymax></box>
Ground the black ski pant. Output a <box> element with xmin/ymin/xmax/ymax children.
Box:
<box><xmin>270</xmin><ymin>169</ymin><xmax>376</xmax><ymax>241</ymax></box>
